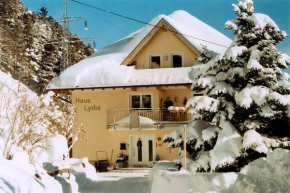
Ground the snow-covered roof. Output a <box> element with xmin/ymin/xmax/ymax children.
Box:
<box><xmin>48</xmin><ymin>10</ymin><xmax>232</xmax><ymax>90</ymax></box>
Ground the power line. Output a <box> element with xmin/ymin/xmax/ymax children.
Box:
<box><xmin>70</xmin><ymin>0</ymin><xmax>229</xmax><ymax>48</ymax></box>
<box><xmin>84</xmin><ymin>7</ymin><xmax>128</xmax><ymax>35</ymax></box>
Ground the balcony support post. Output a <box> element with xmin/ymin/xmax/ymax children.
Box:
<box><xmin>183</xmin><ymin>124</ymin><xmax>187</xmax><ymax>170</ymax></box>
<box><xmin>114</xmin><ymin>111</ymin><xmax>116</xmax><ymax>130</ymax></box>
<box><xmin>138</xmin><ymin>109</ymin><xmax>141</xmax><ymax>130</ymax></box>
<box><xmin>130</xmin><ymin>110</ymin><xmax>132</xmax><ymax>129</ymax></box>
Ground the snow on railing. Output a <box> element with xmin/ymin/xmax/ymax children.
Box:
<box><xmin>107</xmin><ymin>108</ymin><xmax>192</xmax><ymax>130</ymax></box>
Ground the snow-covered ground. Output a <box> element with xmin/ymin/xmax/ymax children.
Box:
<box><xmin>1</xmin><ymin>148</ymin><xmax>290</xmax><ymax>193</ymax></box>
<box><xmin>76</xmin><ymin>170</ymin><xmax>151</xmax><ymax>193</ymax></box>
<box><xmin>151</xmin><ymin>148</ymin><xmax>290</xmax><ymax>193</ymax></box>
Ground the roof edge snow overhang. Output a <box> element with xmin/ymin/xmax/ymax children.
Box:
<box><xmin>47</xmin><ymin>83</ymin><xmax>192</xmax><ymax>94</ymax></box>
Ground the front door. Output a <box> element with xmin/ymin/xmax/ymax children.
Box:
<box><xmin>130</xmin><ymin>135</ymin><xmax>155</xmax><ymax>167</ymax></box>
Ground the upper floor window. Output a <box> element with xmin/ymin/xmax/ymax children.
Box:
<box><xmin>171</xmin><ymin>54</ymin><xmax>183</xmax><ymax>68</ymax></box>
<box><xmin>130</xmin><ymin>94</ymin><xmax>152</xmax><ymax>109</ymax></box>
<box><xmin>149</xmin><ymin>55</ymin><xmax>161</xmax><ymax>69</ymax></box>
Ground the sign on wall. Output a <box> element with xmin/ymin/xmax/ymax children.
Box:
<box><xmin>75</xmin><ymin>98</ymin><xmax>101</xmax><ymax>112</ymax></box>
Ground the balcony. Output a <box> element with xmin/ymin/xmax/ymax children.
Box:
<box><xmin>107</xmin><ymin>108</ymin><xmax>192</xmax><ymax>130</ymax></box>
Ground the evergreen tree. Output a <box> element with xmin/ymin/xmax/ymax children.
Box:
<box><xmin>40</xmin><ymin>6</ymin><xmax>48</xmax><ymax>17</ymax></box>
<box><xmin>164</xmin><ymin>0</ymin><xmax>290</xmax><ymax>172</ymax></box>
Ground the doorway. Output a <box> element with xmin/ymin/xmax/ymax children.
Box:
<box><xmin>129</xmin><ymin>134</ymin><xmax>155</xmax><ymax>167</ymax></box>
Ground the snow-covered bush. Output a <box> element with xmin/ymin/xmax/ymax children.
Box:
<box><xmin>164</xmin><ymin>0</ymin><xmax>290</xmax><ymax>172</ymax></box>
<box><xmin>0</xmin><ymin>83</ymin><xmax>86</xmax><ymax>176</ymax></box>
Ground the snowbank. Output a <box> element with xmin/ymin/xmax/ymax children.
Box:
<box><xmin>149</xmin><ymin>161</ymin><xmax>179</xmax><ymax>180</ymax></box>
<box><xmin>0</xmin><ymin>158</ymin><xmax>62</xmax><ymax>193</ymax></box>
<box><xmin>226</xmin><ymin>148</ymin><xmax>290</xmax><ymax>193</ymax></box>
<box><xmin>150</xmin><ymin>148</ymin><xmax>290</xmax><ymax>193</ymax></box>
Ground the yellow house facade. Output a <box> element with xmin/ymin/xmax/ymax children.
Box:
<box><xmin>47</xmin><ymin>10</ymin><xmax>231</xmax><ymax>167</ymax></box>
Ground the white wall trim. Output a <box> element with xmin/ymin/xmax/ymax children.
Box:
<box><xmin>148</xmin><ymin>53</ymin><xmax>163</xmax><ymax>69</ymax></box>
<box><xmin>128</xmin><ymin>92</ymin><xmax>154</xmax><ymax>109</ymax></box>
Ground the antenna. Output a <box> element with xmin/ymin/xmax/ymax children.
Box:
<box><xmin>57</xmin><ymin>0</ymin><xmax>89</xmax><ymax>73</ymax></box>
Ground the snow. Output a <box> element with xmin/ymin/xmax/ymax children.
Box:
<box><xmin>0</xmin><ymin>71</ymin><xmax>33</xmax><ymax>93</ymax></box>
<box><xmin>210</xmin><ymin>82</ymin><xmax>236</xmax><ymax>96</ymax></box>
<box><xmin>49</xmin><ymin>58</ymin><xmax>193</xmax><ymax>89</ymax></box>
<box><xmin>48</xmin><ymin>10</ymin><xmax>231</xmax><ymax>90</ymax></box>
<box><xmin>242</xmin><ymin>130</ymin><xmax>267</xmax><ymax>154</ymax></box>
<box><xmin>116</xmin><ymin>115</ymin><xmax>157</xmax><ymax>124</ymax></box>
<box><xmin>278</xmin><ymin>52</ymin><xmax>290</xmax><ymax>68</ymax></box>
<box><xmin>260</xmin><ymin>104</ymin><xmax>275</xmax><ymax>118</ymax></box>
<box><xmin>92</xmin><ymin>10</ymin><xmax>231</xmax><ymax>58</ymax></box>
<box><xmin>168</xmin><ymin>106</ymin><xmax>186</xmax><ymax>111</ymax></box>
<box><xmin>41</xmin><ymin>135</ymin><xmax>69</xmax><ymax>164</ymax></box>
<box><xmin>247</xmin><ymin>59</ymin><xmax>263</xmax><ymax>70</ymax></box>
<box><xmin>70</xmin><ymin>157</ymin><xmax>100</xmax><ymax>181</ymax></box>
<box><xmin>0</xmin><ymin>158</ymin><xmax>62</xmax><ymax>193</ymax></box>
<box><xmin>192</xmin><ymin>76</ymin><xmax>216</xmax><ymax>89</ymax></box>
<box><xmin>210</xmin><ymin>121</ymin><xmax>242</xmax><ymax>170</ymax></box>
<box><xmin>151</xmin><ymin>148</ymin><xmax>290</xmax><ymax>193</ymax></box>
<box><xmin>2</xmin><ymin>2</ymin><xmax>290</xmax><ymax>192</ymax></box>
<box><xmin>162</xmin><ymin>11</ymin><xmax>232</xmax><ymax>53</ymax></box>
<box><xmin>164</xmin><ymin>120</ymin><xmax>211</xmax><ymax>143</ymax></box>
<box><xmin>267</xmin><ymin>91</ymin><xmax>290</xmax><ymax>106</ymax></box>
<box><xmin>250</xmin><ymin>13</ymin><xmax>280</xmax><ymax>30</ymax></box>
<box><xmin>235</xmin><ymin>85</ymin><xmax>269</xmax><ymax>108</ymax></box>
<box><xmin>189</xmin><ymin>151</ymin><xmax>210</xmax><ymax>172</ymax></box>
<box><xmin>2</xmin><ymin>146</ymin><xmax>289</xmax><ymax>193</ymax></box>
<box><xmin>151</xmin><ymin>167</ymin><xmax>238</xmax><ymax>193</ymax></box>
<box><xmin>228</xmin><ymin>67</ymin><xmax>244</xmax><ymax>79</ymax></box>
<box><xmin>202</xmin><ymin>126</ymin><xmax>220</xmax><ymax>141</ymax></box>
<box><xmin>225</xmin><ymin>20</ymin><xmax>238</xmax><ymax>31</ymax></box>
<box><xmin>227</xmin><ymin>148</ymin><xmax>290</xmax><ymax>193</ymax></box>
<box><xmin>149</xmin><ymin>161</ymin><xmax>179</xmax><ymax>180</ymax></box>
<box><xmin>0</xmin><ymin>67</ymin><xmax>75</xmax><ymax>192</ymax></box>
<box><xmin>237</xmin><ymin>0</ymin><xmax>254</xmax><ymax>13</ymax></box>
<box><xmin>186</xmin><ymin>96</ymin><xmax>219</xmax><ymax>114</ymax></box>
<box><xmin>224</xmin><ymin>46</ymin><xmax>247</xmax><ymax>59</ymax></box>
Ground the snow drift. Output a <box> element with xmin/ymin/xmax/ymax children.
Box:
<box><xmin>151</xmin><ymin>148</ymin><xmax>290</xmax><ymax>193</ymax></box>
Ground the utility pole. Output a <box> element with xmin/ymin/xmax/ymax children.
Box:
<box><xmin>80</xmin><ymin>37</ymin><xmax>96</xmax><ymax>48</ymax></box>
<box><xmin>57</xmin><ymin>0</ymin><xmax>88</xmax><ymax>73</ymax></box>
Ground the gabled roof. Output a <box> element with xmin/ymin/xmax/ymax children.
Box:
<box><xmin>47</xmin><ymin>10</ymin><xmax>232</xmax><ymax>91</ymax></box>
<box><xmin>121</xmin><ymin>18</ymin><xmax>201</xmax><ymax>65</ymax></box>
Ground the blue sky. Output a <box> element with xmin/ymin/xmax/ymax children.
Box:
<box><xmin>22</xmin><ymin>0</ymin><xmax>289</xmax><ymax>58</ymax></box>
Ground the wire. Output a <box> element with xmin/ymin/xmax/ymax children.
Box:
<box><xmin>70</xmin><ymin>0</ymin><xmax>229</xmax><ymax>48</ymax></box>
<box><xmin>85</xmin><ymin>7</ymin><xmax>128</xmax><ymax>35</ymax></box>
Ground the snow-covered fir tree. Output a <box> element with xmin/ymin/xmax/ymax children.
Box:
<box><xmin>164</xmin><ymin>0</ymin><xmax>290</xmax><ymax>172</ymax></box>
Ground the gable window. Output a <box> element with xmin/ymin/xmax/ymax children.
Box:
<box><xmin>130</xmin><ymin>94</ymin><xmax>152</xmax><ymax>109</ymax></box>
<box><xmin>149</xmin><ymin>55</ymin><xmax>161</xmax><ymax>69</ymax></box>
<box><xmin>171</xmin><ymin>54</ymin><xmax>183</xmax><ymax>68</ymax></box>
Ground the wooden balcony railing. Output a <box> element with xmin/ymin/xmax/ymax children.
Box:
<box><xmin>107</xmin><ymin>108</ymin><xmax>192</xmax><ymax>130</ymax></box>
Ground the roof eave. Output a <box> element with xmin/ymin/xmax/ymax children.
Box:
<box><xmin>47</xmin><ymin>83</ymin><xmax>193</xmax><ymax>93</ymax></box>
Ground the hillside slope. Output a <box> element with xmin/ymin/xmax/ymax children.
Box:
<box><xmin>0</xmin><ymin>0</ymin><xmax>94</xmax><ymax>94</ymax></box>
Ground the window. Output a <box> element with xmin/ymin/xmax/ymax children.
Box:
<box><xmin>171</xmin><ymin>54</ymin><xmax>183</xmax><ymax>68</ymax></box>
<box><xmin>130</xmin><ymin>94</ymin><xmax>152</xmax><ymax>109</ymax></box>
<box><xmin>148</xmin><ymin>140</ymin><xmax>153</xmax><ymax>161</ymax></box>
<box><xmin>150</xmin><ymin>55</ymin><xmax>161</xmax><ymax>69</ymax></box>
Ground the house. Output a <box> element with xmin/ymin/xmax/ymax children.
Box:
<box><xmin>47</xmin><ymin>10</ymin><xmax>231</xmax><ymax>167</ymax></box>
